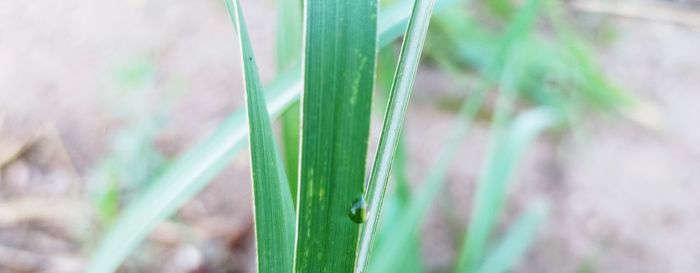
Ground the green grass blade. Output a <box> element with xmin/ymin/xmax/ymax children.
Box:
<box><xmin>276</xmin><ymin>0</ymin><xmax>303</xmax><ymax>205</ymax></box>
<box><xmin>476</xmin><ymin>203</ymin><xmax>548</xmax><ymax>273</ymax></box>
<box><xmin>453</xmin><ymin>1</ymin><xmax>546</xmax><ymax>270</ymax></box>
<box><xmin>84</xmin><ymin>69</ymin><xmax>300</xmax><ymax>273</ymax></box>
<box><xmin>294</xmin><ymin>1</ymin><xmax>378</xmax><ymax>272</ymax></box>
<box><xmin>456</xmin><ymin>108</ymin><xmax>558</xmax><ymax>273</ymax></box>
<box><xmin>378</xmin><ymin>0</ymin><xmax>459</xmax><ymax>47</ymax></box>
<box><xmin>371</xmin><ymin>47</ymin><xmax>418</xmax><ymax>273</ymax></box>
<box><xmin>87</xmin><ymin>1</ymin><xmax>461</xmax><ymax>271</ymax></box>
<box><xmin>356</xmin><ymin>0</ymin><xmax>437</xmax><ymax>270</ymax></box>
<box><xmin>227</xmin><ymin>0</ymin><xmax>295</xmax><ymax>272</ymax></box>
<box><xmin>376</xmin><ymin>47</ymin><xmax>411</xmax><ymax>204</ymax></box>
<box><xmin>368</xmin><ymin>86</ymin><xmax>487</xmax><ymax>273</ymax></box>
<box><xmin>366</xmin><ymin>57</ymin><xmax>490</xmax><ymax>272</ymax></box>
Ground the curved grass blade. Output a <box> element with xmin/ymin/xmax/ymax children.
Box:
<box><xmin>453</xmin><ymin>1</ymin><xmax>548</xmax><ymax>271</ymax></box>
<box><xmin>356</xmin><ymin>0</ymin><xmax>438</xmax><ymax>270</ymax></box>
<box><xmin>294</xmin><ymin>0</ymin><xmax>378</xmax><ymax>272</ymax></box>
<box><xmin>378</xmin><ymin>0</ymin><xmax>459</xmax><ymax>47</ymax></box>
<box><xmin>456</xmin><ymin>108</ymin><xmax>559</xmax><ymax>273</ymax></box>
<box><xmin>227</xmin><ymin>0</ymin><xmax>295</xmax><ymax>272</ymax></box>
<box><xmin>376</xmin><ymin>47</ymin><xmax>411</xmax><ymax>204</ymax></box>
<box><xmin>367</xmin><ymin>88</ymin><xmax>487</xmax><ymax>273</ymax></box>
<box><xmin>370</xmin><ymin>47</ymin><xmax>419</xmax><ymax>273</ymax></box>
<box><xmin>476</xmin><ymin>202</ymin><xmax>548</xmax><ymax>273</ymax></box>
<box><xmin>87</xmin><ymin>1</ymin><xmax>462</xmax><ymax>272</ymax></box>
<box><xmin>84</xmin><ymin>68</ymin><xmax>300</xmax><ymax>273</ymax></box>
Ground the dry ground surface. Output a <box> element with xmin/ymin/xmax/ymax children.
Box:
<box><xmin>0</xmin><ymin>0</ymin><xmax>698</xmax><ymax>272</ymax></box>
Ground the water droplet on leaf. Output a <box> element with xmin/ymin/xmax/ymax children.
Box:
<box><xmin>349</xmin><ymin>196</ymin><xmax>367</xmax><ymax>224</ymax></box>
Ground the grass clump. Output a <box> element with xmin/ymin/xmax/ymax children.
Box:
<box><xmin>87</xmin><ymin>0</ymin><xmax>629</xmax><ymax>272</ymax></box>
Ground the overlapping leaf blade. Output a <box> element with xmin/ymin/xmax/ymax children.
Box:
<box><xmin>226</xmin><ymin>0</ymin><xmax>295</xmax><ymax>272</ymax></box>
<box><xmin>86</xmin><ymin>1</ymin><xmax>462</xmax><ymax>272</ymax></box>
<box><xmin>84</xmin><ymin>62</ymin><xmax>301</xmax><ymax>273</ymax></box>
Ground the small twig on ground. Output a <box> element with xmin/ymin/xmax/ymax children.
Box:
<box><xmin>0</xmin><ymin>136</ymin><xmax>38</xmax><ymax>169</ymax></box>
<box><xmin>45</xmin><ymin>124</ymin><xmax>85</xmax><ymax>195</ymax></box>
<box><xmin>571</xmin><ymin>0</ymin><xmax>700</xmax><ymax>27</ymax></box>
<box><xmin>0</xmin><ymin>198</ymin><xmax>88</xmax><ymax>229</ymax></box>
<box><xmin>0</xmin><ymin>244</ymin><xmax>83</xmax><ymax>273</ymax></box>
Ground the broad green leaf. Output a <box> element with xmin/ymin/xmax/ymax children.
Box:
<box><xmin>275</xmin><ymin>0</ymin><xmax>303</xmax><ymax>200</ymax></box>
<box><xmin>294</xmin><ymin>0</ymin><xmax>378</xmax><ymax>272</ymax></box>
<box><xmin>227</xmin><ymin>0</ymin><xmax>295</xmax><ymax>272</ymax></box>
<box><xmin>456</xmin><ymin>108</ymin><xmax>558</xmax><ymax>273</ymax></box>
<box><xmin>477</xmin><ymin>203</ymin><xmax>548</xmax><ymax>273</ymax></box>
<box><xmin>87</xmin><ymin>1</ymin><xmax>461</xmax><ymax>272</ymax></box>
<box><xmin>356</xmin><ymin>0</ymin><xmax>438</xmax><ymax>271</ymax></box>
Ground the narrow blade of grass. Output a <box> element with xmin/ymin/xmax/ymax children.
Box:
<box><xmin>294</xmin><ymin>0</ymin><xmax>378</xmax><ymax>272</ymax></box>
<box><xmin>368</xmin><ymin>86</ymin><xmax>487</xmax><ymax>273</ymax></box>
<box><xmin>86</xmin><ymin>1</ymin><xmax>462</xmax><ymax>272</ymax></box>
<box><xmin>371</xmin><ymin>47</ymin><xmax>418</xmax><ymax>273</ymax></box>
<box><xmin>456</xmin><ymin>108</ymin><xmax>558</xmax><ymax>273</ymax></box>
<box><xmin>366</xmin><ymin>56</ymin><xmax>490</xmax><ymax>270</ymax></box>
<box><xmin>378</xmin><ymin>0</ymin><xmax>459</xmax><ymax>47</ymax></box>
<box><xmin>276</xmin><ymin>0</ymin><xmax>303</xmax><ymax>201</ymax></box>
<box><xmin>84</xmin><ymin>69</ymin><xmax>300</xmax><ymax>273</ymax></box>
<box><xmin>356</xmin><ymin>0</ymin><xmax>438</xmax><ymax>270</ymax></box>
<box><xmin>454</xmin><ymin>2</ymin><xmax>548</xmax><ymax>271</ymax></box>
<box><xmin>376</xmin><ymin>47</ymin><xmax>411</xmax><ymax>204</ymax></box>
<box><xmin>227</xmin><ymin>0</ymin><xmax>295</xmax><ymax>272</ymax></box>
<box><xmin>476</xmin><ymin>202</ymin><xmax>548</xmax><ymax>273</ymax></box>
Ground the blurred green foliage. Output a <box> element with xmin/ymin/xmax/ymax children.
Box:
<box><xmin>90</xmin><ymin>57</ymin><xmax>172</xmax><ymax>224</ymax></box>
<box><xmin>369</xmin><ymin>0</ymin><xmax>631</xmax><ymax>272</ymax></box>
